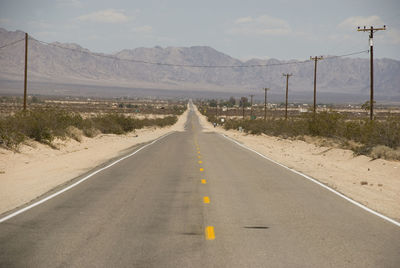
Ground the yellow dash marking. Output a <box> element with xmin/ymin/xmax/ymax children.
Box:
<box><xmin>201</xmin><ymin>179</ymin><xmax>206</xmax><ymax>184</ymax></box>
<box><xmin>203</xmin><ymin>196</ymin><xmax>210</xmax><ymax>203</ymax></box>
<box><xmin>200</xmin><ymin>168</ymin><xmax>204</xmax><ymax>172</ymax></box>
<box><xmin>197</xmin><ymin>151</ymin><xmax>201</xmax><ymax>154</ymax></box>
<box><xmin>197</xmin><ymin>155</ymin><xmax>201</xmax><ymax>159</ymax></box>
<box><xmin>205</xmin><ymin>226</ymin><xmax>215</xmax><ymax>240</ymax></box>
<box><xmin>198</xmin><ymin>160</ymin><xmax>203</xmax><ymax>164</ymax></box>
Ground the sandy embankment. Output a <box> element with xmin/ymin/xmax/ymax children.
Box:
<box><xmin>194</xmin><ymin>105</ymin><xmax>400</xmax><ymax>221</ymax></box>
<box><xmin>0</xmin><ymin>108</ymin><xmax>189</xmax><ymax>215</ymax></box>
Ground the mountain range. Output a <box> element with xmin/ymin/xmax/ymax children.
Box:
<box><xmin>0</xmin><ymin>28</ymin><xmax>399</xmax><ymax>101</ymax></box>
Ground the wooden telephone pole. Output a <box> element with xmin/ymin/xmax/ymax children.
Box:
<box><xmin>249</xmin><ymin>94</ymin><xmax>254</xmax><ymax>118</ymax></box>
<box><xmin>282</xmin><ymin>73</ymin><xmax>292</xmax><ymax>120</ymax></box>
<box><xmin>264</xmin><ymin>88</ymin><xmax>269</xmax><ymax>120</ymax></box>
<box><xmin>310</xmin><ymin>56</ymin><xmax>323</xmax><ymax>115</ymax></box>
<box><xmin>357</xmin><ymin>25</ymin><xmax>386</xmax><ymax>120</ymax></box>
<box><xmin>23</xmin><ymin>33</ymin><xmax>28</xmax><ymax>111</ymax></box>
<box><xmin>242</xmin><ymin>97</ymin><xmax>245</xmax><ymax>119</ymax></box>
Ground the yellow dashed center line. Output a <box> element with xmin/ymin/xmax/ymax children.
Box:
<box><xmin>194</xmin><ymin>141</ymin><xmax>214</xmax><ymax>240</ymax></box>
<box><xmin>205</xmin><ymin>226</ymin><xmax>215</xmax><ymax>240</ymax></box>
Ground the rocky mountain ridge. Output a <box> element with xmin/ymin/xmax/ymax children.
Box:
<box><xmin>1</xmin><ymin>28</ymin><xmax>399</xmax><ymax>98</ymax></box>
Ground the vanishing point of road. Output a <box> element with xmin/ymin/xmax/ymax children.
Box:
<box><xmin>1</xmin><ymin>103</ymin><xmax>399</xmax><ymax>267</ymax></box>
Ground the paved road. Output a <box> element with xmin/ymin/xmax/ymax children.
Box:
<box><xmin>1</xmin><ymin>103</ymin><xmax>399</xmax><ymax>267</ymax></box>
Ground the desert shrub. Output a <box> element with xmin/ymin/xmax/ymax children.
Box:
<box><xmin>371</xmin><ymin>145</ymin><xmax>400</xmax><ymax>160</ymax></box>
<box><xmin>307</xmin><ymin>112</ymin><xmax>342</xmax><ymax>137</ymax></box>
<box><xmin>4</xmin><ymin>109</ymin><xmax>85</xmax><ymax>143</ymax></box>
<box><xmin>12</xmin><ymin>110</ymin><xmax>54</xmax><ymax>143</ymax></box>
<box><xmin>223</xmin><ymin>119</ymin><xmax>242</xmax><ymax>131</ymax></box>
<box><xmin>150</xmin><ymin>116</ymin><xmax>177</xmax><ymax>127</ymax></box>
<box><xmin>342</xmin><ymin>120</ymin><xmax>362</xmax><ymax>141</ymax></box>
<box><xmin>0</xmin><ymin>118</ymin><xmax>25</xmax><ymax>148</ymax></box>
<box><xmin>377</xmin><ymin>116</ymin><xmax>400</xmax><ymax>149</ymax></box>
<box><xmin>0</xmin><ymin>109</ymin><xmax>178</xmax><ymax>149</ymax></box>
<box><xmin>91</xmin><ymin>114</ymin><xmax>126</xmax><ymax>134</ymax></box>
<box><xmin>211</xmin><ymin>108</ymin><xmax>400</xmax><ymax>160</ymax></box>
<box><xmin>82</xmin><ymin>127</ymin><xmax>100</xmax><ymax>138</ymax></box>
<box><xmin>206</xmin><ymin>115</ymin><xmax>218</xmax><ymax>125</ymax></box>
<box><xmin>66</xmin><ymin>126</ymin><xmax>83</xmax><ymax>142</ymax></box>
<box><xmin>352</xmin><ymin>145</ymin><xmax>373</xmax><ymax>156</ymax></box>
<box><xmin>172</xmin><ymin>105</ymin><xmax>186</xmax><ymax>115</ymax></box>
<box><xmin>223</xmin><ymin>118</ymin><xmax>308</xmax><ymax>137</ymax></box>
<box><xmin>347</xmin><ymin>117</ymin><xmax>400</xmax><ymax>150</ymax></box>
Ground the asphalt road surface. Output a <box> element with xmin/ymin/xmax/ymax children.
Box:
<box><xmin>1</xmin><ymin>103</ymin><xmax>399</xmax><ymax>267</ymax></box>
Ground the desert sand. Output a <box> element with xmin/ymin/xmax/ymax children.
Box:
<box><xmin>0</xmin><ymin>108</ymin><xmax>188</xmax><ymax>215</ymax></box>
<box><xmin>194</xmin><ymin>105</ymin><xmax>400</xmax><ymax>221</ymax></box>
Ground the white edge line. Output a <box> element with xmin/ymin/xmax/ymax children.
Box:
<box><xmin>220</xmin><ymin>133</ymin><xmax>400</xmax><ymax>228</ymax></box>
<box><xmin>0</xmin><ymin>132</ymin><xmax>174</xmax><ymax>223</ymax></box>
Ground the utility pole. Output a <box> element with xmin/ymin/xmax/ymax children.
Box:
<box><xmin>249</xmin><ymin>94</ymin><xmax>254</xmax><ymax>119</ymax></box>
<box><xmin>357</xmin><ymin>25</ymin><xmax>386</xmax><ymax>120</ymax></box>
<box><xmin>264</xmin><ymin>88</ymin><xmax>269</xmax><ymax>120</ymax></box>
<box><xmin>310</xmin><ymin>56</ymin><xmax>323</xmax><ymax>115</ymax></box>
<box><xmin>242</xmin><ymin>97</ymin><xmax>245</xmax><ymax>119</ymax></box>
<box><xmin>23</xmin><ymin>33</ymin><xmax>28</xmax><ymax>111</ymax></box>
<box><xmin>282</xmin><ymin>73</ymin><xmax>292</xmax><ymax>120</ymax></box>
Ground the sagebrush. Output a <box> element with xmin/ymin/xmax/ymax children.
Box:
<box><xmin>201</xmin><ymin>109</ymin><xmax>400</xmax><ymax>159</ymax></box>
<box><xmin>0</xmin><ymin>109</ymin><xmax>178</xmax><ymax>149</ymax></box>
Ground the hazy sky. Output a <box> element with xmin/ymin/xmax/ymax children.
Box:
<box><xmin>1</xmin><ymin>0</ymin><xmax>399</xmax><ymax>60</ymax></box>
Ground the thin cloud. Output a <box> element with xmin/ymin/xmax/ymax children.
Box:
<box><xmin>338</xmin><ymin>15</ymin><xmax>384</xmax><ymax>29</ymax></box>
<box><xmin>76</xmin><ymin>9</ymin><xmax>131</xmax><ymax>24</ymax></box>
<box><xmin>0</xmin><ymin>18</ymin><xmax>10</xmax><ymax>25</ymax></box>
<box><xmin>30</xmin><ymin>20</ymin><xmax>54</xmax><ymax>29</ymax></box>
<box><xmin>132</xmin><ymin>25</ymin><xmax>153</xmax><ymax>33</ymax></box>
<box><xmin>33</xmin><ymin>31</ymin><xmax>58</xmax><ymax>39</ymax></box>
<box><xmin>56</xmin><ymin>0</ymin><xmax>83</xmax><ymax>8</ymax></box>
<box><xmin>227</xmin><ymin>15</ymin><xmax>291</xmax><ymax>36</ymax></box>
<box><xmin>338</xmin><ymin>15</ymin><xmax>399</xmax><ymax>45</ymax></box>
<box><xmin>381</xmin><ymin>28</ymin><xmax>400</xmax><ymax>45</ymax></box>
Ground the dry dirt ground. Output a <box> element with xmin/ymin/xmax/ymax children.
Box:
<box><xmin>194</xmin><ymin>105</ymin><xmax>400</xmax><ymax>222</ymax></box>
<box><xmin>0</xmin><ymin>108</ymin><xmax>189</xmax><ymax>215</ymax></box>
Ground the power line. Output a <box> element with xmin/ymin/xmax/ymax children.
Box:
<box><xmin>323</xmin><ymin>50</ymin><xmax>369</xmax><ymax>60</ymax></box>
<box><xmin>0</xmin><ymin>38</ymin><xmax>25</xmax><ymax>50</ymax></box>
<box><xmin>28</xmin><ymin>36</ymin><xmax>369</xmax><ymax>69</ymax></box>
